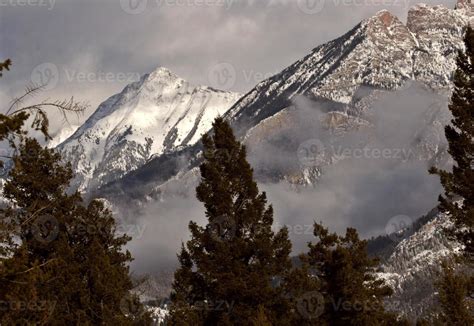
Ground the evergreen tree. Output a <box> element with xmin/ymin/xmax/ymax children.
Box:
<box><xmin>282</xmin><ymin>256</ymin><xmax>322</xmax><ymax>325</ymax></box>
<box><xmin>0</xmin><ymin>62</ymin><xmax>150</xmax><ymax>324</ymax></box>
<box><xmin>430</xmin><ymin>26</ymin><xmax>474</xmax><ymax>259</ymax></box>
<box><xmin>303</xmin><ymin>223</ymin><xmax>402</xmax><ymax>326</ymax></box>
<box><xmin>430</xmin><ymin>26</ymin><xmax>474</xmax><ymax>324</ymax></box>
<box><xmin>168</xmin><ymin>117</ymin><xmax>293</xmax><ymax>325</ymax></box>
<box><xmin>434</xmin><ymin>260</ymin><xmax>473</xmax><ymax>326</ymax></box>
<box><xmin>0</xmin><ymin>137</ymin><xmax>151</xmax><ymax>324</ymax></box>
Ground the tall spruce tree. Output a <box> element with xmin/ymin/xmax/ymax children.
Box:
<box><xmin>168</xmin><ymin>117</ymin><xmax>293</xmax><ymax>325</ymax></box>
<box><xmin>430</xmin><ymin>26</ymin><xmax>474</xmax><ymax>259</ymax></box>
<box><xmin>429</xmin><ymin>26</ymin><xmax>474</xmax><ymax>324</ymax></box>
<box><xmin>0</xmin><ymin>62</ymin><xmax>150</xmax><ymax>324</ymax></box>
<box><xmin>0</xmin><ymin>138</ymin><xmax>151</xmax><ymax>324</ymax></box>
<box><xmin>434</xmin><ymin>260</ymin><xmax>473</xmax><ymax>325</ymax></box>
<box><xmin>303</xmin><ymin>223</ymin><xmax>403</xmax><ymax>326</ymax></box>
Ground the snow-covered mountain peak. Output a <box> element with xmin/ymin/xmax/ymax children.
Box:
<box><xmin>141</xmin><ymin>67</ymin><xmax>184</xmax><ymax>94</ymax></box>
<box><xmin>78</xmin><ymin>2</ymin><xmax>472</xmax><ymax>202</ymax></box>
<box><xmin>58</xmin><ymin>68</ymin><xmax>241</xmax><ymax>192</ymax></box>
<box><xmin>407</xmin><ymin>2</ymin><xmax>469</xmax><ymax>35</ymax></box>
<box><xmin>147</xmin><ymin>66</ymin><xmax>177</xmax><ymax>79</ymax></box>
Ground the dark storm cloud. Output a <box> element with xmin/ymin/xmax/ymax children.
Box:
<box><xmin>127</xmin><ymin>84</ymin><xmax>450</xmax><ymax>274</ymax></box>
<box><xmin>0</xmin><ymin>0</ymin><xmax>457</xmax><ymax>274</ymax></box>
<box><xmin>251</xmin><ymin>84</ymin><xmax>448</xmax><ymax>252</ymax></box>
<box><xmin>0</xmin><ymin>0</ymin><xmax>457</xmax><ymax>133</ymax></box>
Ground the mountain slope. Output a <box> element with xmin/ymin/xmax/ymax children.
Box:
<box><xmin>57</xmin><ymin>68</ymin><xmax>240</xmax><ymax>191</ymax></box>
<box><xmin>226</xmin><ymin>4</ymin><xmax>469</xmax><ymax>135</ymax></box>
<box><xmin>377</xmin><ymin>211</ymin><xmax>462</xmax><ymax>320</ymax></box>
<box><xmin>96</xmin><ymin>3</ymin><xmax>472</xmax><ymax>205</ymax></box>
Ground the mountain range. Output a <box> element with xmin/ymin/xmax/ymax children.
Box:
<box><xmin>57</xmin><ymin>68</ymin><xmax>240</xmax><ymax>192</ymax></box>
<box><xmin>46</xmin><ymin>1</ymin><xmax>474</xmax><ymax>320</ymax></box>
<box><xmin>56</xmin><ymin>2</ymin><xmax>471</xmax><ymax>221</ymax></box>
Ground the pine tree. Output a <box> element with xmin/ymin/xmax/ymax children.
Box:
<box><xmin>429</xmin><ymin>26</ymin><xmax>474</xmax><ymax>324</ymax></box>
<box><xmin>0</xmin><ymin>63</ymin><xmax>150</xmax><ymax>324</ymax></box>
<box><xmin>435</xmin><ymin>260</ymin><xmax>473</xmax><ymax>325</ymax></box>
<box><xmin>430</xmin><ymin>26</ymin><xmax>474</xmax><ymax>259</ymax></box>
<box><xmin>0</xmin><ymin>138</ymin><xmax>151</xmax><ymax>324</ymax></box>
<box><xmin>303</xmin><ymin>223</ymin><xmax>402</xmax><ymax>326</ymax></box>
<box><xmin>168</xmin><ymin>117</ymin><xmax>293</xmax><ymax>325</ymax></box>
<box><xmin>282</xmin><ymin>256</ymin><xmax>322</xmax><ymax>325</ymax></box>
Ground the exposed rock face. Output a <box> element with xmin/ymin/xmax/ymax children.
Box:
<box><xmin>378</xmin><ymin>212</ymin><xmax>462</xmax><ymax>320</ymax></box>
<box><xmin>225</xmin><ymin>6</ymin><xmax>469</xmax><ymax>138</ymax></box>
<box><xmin>93</xmin><ymin>3</ymin><xmax>471</xmax><ymax>202</ymax></box>
<box><xmin>54</xmin><ymin>3</ymin><xmax>472</xmax><ymax>319</ymax></box>
<box><xmin>57</xmin><ymin>68</ymin><xmax>240</xmax><ymax>191</ymax></box>
<box><xmin>456</xmin><ymin>0</ymin><xmax>474</xmax><ymax>25</ymax></box>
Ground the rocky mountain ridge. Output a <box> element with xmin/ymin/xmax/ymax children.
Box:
<box><xmin>57</xmin><ymin>68</ymin><xmax>240</xmax><ymax>192</ymax></box>
<box><xmin>93</xmin><ymin>2</ymin><xmax>472</xmax><ymax>206</ymax></box>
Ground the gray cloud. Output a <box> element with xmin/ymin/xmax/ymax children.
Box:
<box><xmin>124</xmin><ymin>84</ymin><xmax>449</xmax><ymax>274</ymax></box>
<box><xmin>0</xmin><ymin>0</ymin><xmax>457</xmax><ymax>134</ymax></box>
<box><xmin>248</xmin><ymin>84</ymin><xmax>448</xmax><ymax>252</ymax></box>
<box><xmin>0</xmin><ymin>0</ymin><xmax>457</xmax><ymax>275</ymax></box>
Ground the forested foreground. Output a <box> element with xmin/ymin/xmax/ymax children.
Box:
<box><xmin>0</xmin><ymin>27</ymin><xmax>472</xmax><ymax>326</ymax></box>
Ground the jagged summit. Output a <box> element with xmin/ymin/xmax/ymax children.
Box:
<box><xmin>142</xmin><ymin>66</ymin><xmax>183</xmax><ymax>89</ymax></box>
<box><xmin>90</xmin><ymin>2</ymin><xmax>473</xmax><ymax>206</ymax></box>
<box><xmin>148</xmin><ymin>66</ymin><xmax>175</xmax><ymax>76</ymax></box>
<box><xmin>369</xmin><ymin>9</ymin><xmax>399</xmax><ymax>26</ymax></box>
<box><xmin>224</xmin><ymin>3</ymin><xmax>469</xmax><ymax>137</ymax></box>
<box><xmin>57</xmin><ymin>68</ymin><xmax>241</xmax><ymax>191</ymax></box>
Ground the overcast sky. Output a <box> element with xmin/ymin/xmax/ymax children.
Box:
<box><xmin>0</xmin><ymin>0</ymin><xmax>456</xmax><ymax>134</ymax></box>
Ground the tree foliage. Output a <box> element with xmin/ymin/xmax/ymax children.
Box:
<box><xmin>0</xmin><ymin>59</ymin><xmax>11</xmax><ymax>77</ymax></box>
<box><xmin>302</xmin><ymin>223</ymin><xmax>403</xmax><ymax>326</ymax></box>
<box><xmin>434</xmin><ymin>260</ymin><xmax>473</xmax><ymax>325</ymax></box>
<box><xmin>0</xmin><ymin>61</ymin><xmax>150</xmax><ymax>324</ymax></box>
<box><xmin>430</xmin><ymin>26</ymin><xmax>474</xmax><ymax>324</ymax></box>
<box><xmin>169</xmin><ymin>117</ymin><xmax>293</xmax><ymax>325</ymax></box>
<box><xmin>430</xmin><ymin>26</ymin><xmax>474</xmax><ymax>259</ymax></box>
